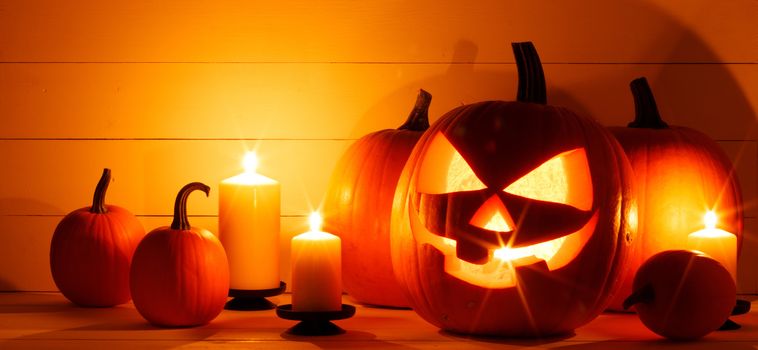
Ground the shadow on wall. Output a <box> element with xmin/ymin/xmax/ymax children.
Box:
<box><xmin>351</xmin><ymin>0</ymin><xmax>754</xmax><ymax>138</ymax></box>
<box><xmin>0</xmin><ymin>198</ymin><xmax>65</xmax><ymax>217</ymax></box>
<box><xmin>0</xmin><ymin>278</ymin><xmax>16</xmax><ymax>292</ymax></box>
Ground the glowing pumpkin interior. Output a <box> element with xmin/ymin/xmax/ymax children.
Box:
<box><xmin>412</xmin><ymin>134</ymin><xmax>597</xmax><ymax>288</ymax></box>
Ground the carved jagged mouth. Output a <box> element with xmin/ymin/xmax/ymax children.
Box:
<box><xmin>411</xmin><ymin>211</ymin><xmax>599</xmax><ymax>288</ymax></box>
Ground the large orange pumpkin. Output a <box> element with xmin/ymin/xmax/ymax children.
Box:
<box><xmin>50</xmin><ymin>168</ymin><xmax>145</xmax><ymax>307</ymax></box>
<box><xmin>390</xmin><ymin>42</ymin><xmax>635</xmax><ymax>337</ymax></box>
<box><xmin>606</xmin><ymin>77</ymin><xmax>743</xmax><ymax>310</ymax></box>
<box><xmin>322</xmin><ymin>89</ymin><xmax>431</xmax><ymax>308</ymax></box>
<box><xmin>130</xmin><ymin>182</ymin><xmax>229</xmax><ymax>327</ymax></box>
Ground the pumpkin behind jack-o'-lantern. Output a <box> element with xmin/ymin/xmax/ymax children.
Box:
<box><xmin>322</xmin><ymin>90</ymin><xmax>431</xmax><ymax>308</ymax></box>
<box><xmin>605</xmin><ymin>77</ymin><xmax>743</xmax><ymax>311</ymax></box>
<box><xmin>390</xmin><ymin>42</ymin><xmax>636</xmax><ymax>337</ymax></box>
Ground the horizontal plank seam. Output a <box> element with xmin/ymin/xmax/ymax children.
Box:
<box><xmin>0</xmin><ymin>214</ymin><xmax>308</xmax><ymax>218</ymax></box>
<box><xmin>2</xmin><ymin>214</ymin><xmax>755</xmax><ymax>219</ymax></box>
<box><xmin>0</xmin><ymin>291</ymin><xmax>733</xmax><ymax>297</ymax></box>
<box><xmin>0</xmin><ymin>138</ymin><xmax>357</xmax><ymax>141</ymax></box>
<box><xmin>1</xmin><ymin>332</ymin><xmax>758</xmax><ymax>342</ymax></box>
<box><xmin>4</xmin><ymin>338</ymin><xmax>758</xmax><ymax>343</ymax></box>
<box><xmin>0</xmin><ymin>61</ymin><xmax>756</xmax><ymax>65</ymax></box>
<box><xmin>0</xmin><ymin>138</ymin><xmax>753</xmax><ymax>142</ymax></box>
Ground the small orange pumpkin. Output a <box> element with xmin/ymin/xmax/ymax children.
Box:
<box><xmin>50</xmin><ymin>168</ymin><xmax>145</xmax><ymax>307</ymax></box>
<box><xmin>607</xmin><ymin>78</ymin><xmax>743</xmax><ymax>310</ymax></box>
<box><xmin>623</xmin><ymin>250</ymin><xmax>735</xmax><ymax>340</ymax></box>
<box><xmin>322</xmin><ymin>89</ymin><xmax>431</xmax><ymax>308</ymax></box>
<box><xmin>130</xmin><ymin>182</ymin><xmax>229</xmax><ymax>327</ymax></box>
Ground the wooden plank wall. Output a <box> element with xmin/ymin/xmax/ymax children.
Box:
<box><xmin>1</xmin><ymin>0</ymin><xmax>756</xmax><ymax>293</ymax></box>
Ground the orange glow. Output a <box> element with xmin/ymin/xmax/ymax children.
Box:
<box><xmin>687</xmin><ymin>210</ymin><xmax>737</xmax><ymax>280</ymax></box>
<box><xmin>504</xmin><ymin>153</ymin><xmax>568</xmax><ymax>203</ymax></box>
<box><xmin>242</xmin><ymin>152</ymin><xmax>258</xmax><ymax>174</ymax></box>
<box><xmin>223</xmin><ymin>152</ymin><xmax>276</xmax><ymax>185</ymax></box>
<box><xmin>416</xmin><ymin>135</ymin><xmax>593</xmax><ymax>214</ymax></box>
<box><xmin>411</xmin><ymin>202</ymin><xmax>599</xmax><ymax>288</ymax></box>
<box><xmin>297</xmin><ymin>213</ymin><xmax>337</xmax><ymax>241</ymax></box>
<box><xmin>484</xmin><ymin>212</ymin><xmax>511</xmax><ymax>232</ymax></box>
<box><xmin>309</xmin><ymin>212</ymin><xmax>323</xmax><ymax>232</ymax></box>
<box><xmin>469</xmin><ymin>195</ymin><xmax>514</xmax><ymax>232</ymax></box>
<box><xmin>416</xmin><ymin>134</ymin><xmax>486</xmax><ymax>194</ymax></box>
<box><xmin>494</xmin><ymin>235</ymin><xmax>567</xmax><ymax>262</ymax></box>
<box><xmin>704</xmin><ymin>210</ymin><xmax>717</xmax><ymax>230</ymax></box>
<box><xmin>690</xmin><ymin>211</ymin><xmax>730</xmax><ymax>239</ymax></box>
<box><xmin>504</xmin><ymin>148</ymin><xmax>593</xmax><ymax>211</ymax></box>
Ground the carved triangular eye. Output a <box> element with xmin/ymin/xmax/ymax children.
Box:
<box><xmin>504</xmin><ymin>148</ymin><xmax>593</xmax><ymax>211</ymax></box>
<box><xmin>417</xmin><ymin>134</ymin><xmax>487</xmax><ymax>194</ymax></box>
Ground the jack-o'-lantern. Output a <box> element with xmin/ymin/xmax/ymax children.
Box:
<box><xmin>390</xmin><ymin>42</ymin><xmax>636</xmax><ymax>337</ymax></box>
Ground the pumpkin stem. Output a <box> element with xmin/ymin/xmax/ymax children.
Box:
<box><xmin>398</xmin><ymin>89</ymin><xmax>432</xmax><ymax>131</ymax></box>
<box><xmin>628</xmin><ymin>77</ymin><xmax>668</xmax><ymax>129</ymax></box>
<box><xmin>90</xmin><ymin>168</ymin><xmax>111</xmax><ymax>214</ymax></box>
<box><xmin>170</xmin><ymin>182</ymin><xmax>210</xmax><ymax>231</ymax></box>
<box><xmin>622</xmin><ymin>283</ymin><xmax>655</xmax><ymax>310</ymax></box>
<box><xmin>512</xmin><ymin>41</ymin><xmax>547</xmax><ymax>105</ymax></box>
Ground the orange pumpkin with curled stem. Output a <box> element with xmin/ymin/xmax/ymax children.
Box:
<box><xmin>623</xmin><ymin>250</ymin><xmax>735</xmax><ymax>340</ymax></box>
<box><xmin>50</xmin><ymin>168</ymin><xmax>145</xmax><ymax>307</ymax></box>
<box><xmin>130</xmin><ymin>182</ymin><xmax>229</xmax><ymax>327</ymax></box>
<box><xmin>322</xmin><ymin>89</ymin><xmax>431</xmax><ymax>308</ymax></box>
<box><xmin>606</xmin><ymin>77</ymin><xmax>743</xmax><ymax>311</ymax></box>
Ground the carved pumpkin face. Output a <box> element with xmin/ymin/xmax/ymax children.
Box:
<box><xmin>411</xmin><ymin>130</ymin><xmax>598</xmax><ymax>288</ymax></box>
<box><xmin>407</xmin><ymin>101</ymin><xmax>612</xmax><ymax>289</ymax></box>
<box><xmin>391</xmin><ymin>101</ymin><xmax>636</xmax><ymax>336</ymax></box>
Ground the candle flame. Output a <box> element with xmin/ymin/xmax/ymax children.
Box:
<box><xmin>243</xmin><ymin>152</ymin><xmax>258</xmax><ymax>174</ymax></box>
<box><xmin>704</xmin><ymin>210</ymin><xmax>717</xmax><ymax>230</ymax></box>
<box><xmin>309</xmin><ymin>212</ymin><xmax>323</xmax><ymax>232</ymax></box>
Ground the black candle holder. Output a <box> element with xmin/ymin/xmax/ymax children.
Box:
<box><xmin>276</xmin><ymin>304</ymin><xmax>356</xmax><ymax>336</ymax></box>
<box><xmin>225</xmin><ymin>281</ymin><xmax>286</xmax><ymax>311</ymax></box>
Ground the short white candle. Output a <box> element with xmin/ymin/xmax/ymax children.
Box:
<box><xmin>687</xmin><ymin>210</ymin><xmax>737</xmax><ymax>281</ymax></box>
<box><xmin>219</xmin><ymin>152</ymin><xmax>281</xmax><ymax>290</ymax></box>
<box><xmin>291</xmin><ymin>213</ymin><xmax>342</xmax><ymax>312</ymax></box>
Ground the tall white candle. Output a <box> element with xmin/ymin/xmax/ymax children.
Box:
<box><xmin>291</xmin><ymin>213</ymin><xmax>342</xmax><ymax>312</ymax></box>
<box><xmin>687</xmin><ymin>210</ymin><xmax>737</xmax><ymax>281</ymax></box>
<box><xmin>219</xmin><ymin>152</ymin><xmax>281</xmax><ymax>290</ymax></box>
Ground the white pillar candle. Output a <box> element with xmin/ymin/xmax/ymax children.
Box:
<box><xmin>687</xmin><ymin>210</ymin><xmax>738</xmax><ymax>281</ymax></box>
<box><xmin>291</xmin><ymin>213</ymin><xmax>342</xmax><ymax>312</ymax></box>
<box><xmin>219</xmin><ymin>152</ymin><xmax>281</xmax><ymax>290</ymax></box>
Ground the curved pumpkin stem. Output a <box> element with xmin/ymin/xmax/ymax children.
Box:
<box><xmin>512</xmin><ymin>41</ymin><xmax>546</xmax><ymax>105</ymax></box>
<box><xmin>628</xmin><ymin>77</ymin><xmax>668</xmax><ymax>129</ymax></box>
<box><xmin>622</xmin><ymin>283</ymin><xmax>655</xmax><ymax>310</ymax></box>
<box><xmin>90</xmin><ymin>168</ymin><xmax>111</xmax><ymax>214</ymax></box>
<box><xmin>398</xmin><ymin>89</ymin><xmax>432</xmax><ymax>131</ymax></box>
<box><xmin>171</xmin><ymin>182</ymin><xmax>210</xmax><ymax>231</ymax></box>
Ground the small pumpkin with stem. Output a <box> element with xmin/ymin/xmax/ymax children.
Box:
<box><xmin>130</xmin><ymin>182</ymin><xmax>229</xmax><ymax>327</ymax></box>
<box><xmin>50</xmin><ymin>168</ymin><xmax>145</xmax><ymax>307</ymax></box>
<box><xmin>322</xmin><ymin>89</ymin><xmax>432</xmax><ymax>308</ymax></box>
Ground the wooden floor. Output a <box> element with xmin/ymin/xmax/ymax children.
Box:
<box><xmin>0</xmin><ymin>293</ymin><xmax>756</xmax><ymax>349</ymax></box>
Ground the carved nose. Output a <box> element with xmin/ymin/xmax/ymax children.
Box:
<box><xmin>469</xmin><ymin>195</ymin><xmax>514</xmax><ymax>232</ymax></box>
